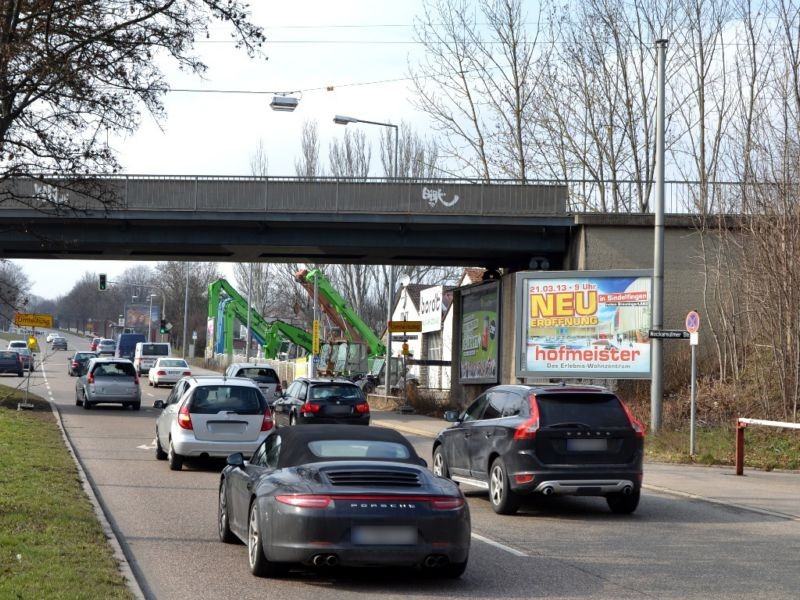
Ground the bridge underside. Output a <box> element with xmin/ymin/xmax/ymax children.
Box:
<box><xmin>0</xmin><ymin>210</ymin><xmax>573</xmax><ymax>269</ymax></box>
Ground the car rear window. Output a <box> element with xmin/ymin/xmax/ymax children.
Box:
<box><xmin>307</xmin><ymin>440</ymin><xmax>411</xmax><ymax>459</ymax></box>
<box><xmin>236</xmin><ymin>368</ymin><xmax>279</xmax><ymax>383</ymax></box>
<box><xmin>308</xmin><ymin>384</ymin><xmax>362</xmax><ymax>401</ymax></box>
<box><xmin>189</xmin><ymin>385</ymin><xmax>265</xmax><ymax>414</ymax></box>
<box><xmin>536</xmin><ymin>393</ymin><xmax>630</xmax><ymax>428</ymax></box>
<box><xmin>93</xmin><ymin>363</ymin><xmax>136</xmax><ymax>377</ymax></box>
<box><xmin>141</xmin><ymin>344</ymin><xmax>169</xmax><ymax>356</ymax></box>
<box><xmin>159</xmin><ymin>359</ymin><xmax>187</xmax><ymax>368</ymax></box>
<box><xmin>0</xmin><ymin>351</ymin><xmax>18</xmax><ymax>359</ymax></box>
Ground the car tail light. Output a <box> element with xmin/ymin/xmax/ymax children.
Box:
<box><xmin>514</xmin><ymin>393</ymin><xmax>541</xmax><ymax>439</ymax></box>
<box><xmin>514</xmin><ymin>474</ymin><xmax>535</xmax><ymax>484</ymax></box>
<box><xmin>87</xmin><ymin>372</ymin><xmax>95</xmax><ymax>384</ymax></box>
<box><xmin>619</xmin><ymin>398</ymin><xmax>646</xmax><ymax>438</ymax></box>
<box><xmin>133</xmin><ymin>375</ymin><xmax>140</xmax><ymax>385</ymax></box>
<box><xmin>183</xmin><ymin>371</ymin><xmax>192</xmax><ymax>376</ymax></box>
<box><xmin>275</xmin><ymin>383</ymin><xmax>282</xmax><ymax>396</ymax></box>
<box><xmin>276</xmin><ymin>494</ymin><xmax>331</xmax><ymax>509</ymax></box>
<box><xmin>429</xmin><ymin>496</ymin><xmax>465</xmax><ymax>510</ymax></box>
<box><xmin>355</xmin><ymin>402</ymin><xmax>370</xmax><ymax>414</ymax></box>
<box><xmin>178</xmin><ymin>403</ymin><xmax>193</xmax><ymax>430</ymax></box>
<box><xmin>301</xmin><ymin>402</ymin><xmax>321</xmax><ymax>414</ymax></box>
<box><xmin>157</xmin><ymin>370</ymin><xmax>167</xmax><ymax>376</ymax></box>
<box><xmin>71</xmin><ymin>361</ymin><xmax>79</xmax><ymax>368</ymax></box>
<box><xmin>261</xmin><ymin>408</ymin><xmax>274</xmax><ymax>431</ymax></box>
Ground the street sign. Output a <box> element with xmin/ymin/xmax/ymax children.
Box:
<box><xmin>685</xmin><ymin>310</ymin><xmax>700</xmax><ymax>333</ymax></box>
<box><xmin>391</xmin><ymin>334</ymin><xmax>418</xmax><ymax>342</ymax></box>
<box><xmin>648</xmin><ymin>329</ymin><xmax>690</xmax><ymax>339</ymax></box>
<box><xmin>14</xmin><ymin>312</ymin><xmax>53</xmax><ymax>328</ymax></box>
<box><xmin>388</xmin><ymin>320</ymin><xmax>422</xmax><ymax>333</ymax></box>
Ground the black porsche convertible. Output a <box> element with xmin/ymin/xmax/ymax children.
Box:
<box><xmin>218</xmin><ymin>425</ymin><xmax>470</xmax><ymax>578</ymax></box>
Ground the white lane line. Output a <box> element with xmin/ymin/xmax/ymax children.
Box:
<box><xmin>471</xmin><ymin>532</ymin><xmax>528</xmax><ymax>557</ymax></box>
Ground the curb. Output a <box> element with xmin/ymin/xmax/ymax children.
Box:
<box><xmin>43</xmin><ymin>367</ymin><xmax>149</xmax><ymax>600</ymax></box>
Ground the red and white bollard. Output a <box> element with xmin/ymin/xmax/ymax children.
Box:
<box><xmin>735</xmin><ymin>419</ymin><xmax>746</xmax><ymax>476</ymax></box>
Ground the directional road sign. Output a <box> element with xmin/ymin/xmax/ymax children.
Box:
<box><xmin>14</xmin><ymin>312</ymin><xmax>54</xmax><ymax>328</ymax></box>
<box><xmin>388</xmin><ymin>320</ymin><xmax>422</xmax><ymax>333</ymax></box>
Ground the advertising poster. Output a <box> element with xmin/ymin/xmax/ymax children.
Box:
<box><xmin>124</xmin><ymin>303</ymin><xmax>160</xmax><ymax>330</ymax></box>
<box><xmin>420</xmin><ymin>285</ymin><xmax>443</xmax><ymax>333</ymax></box>
<box><xmin>515</xmin><ymin>270</ymin><xmax>652</xmax><ymax>379</ymax></box>
<box><xmin>459</xmin><ymin>281</ymin><xmax>499</xmax><ymax>384</ymax></box>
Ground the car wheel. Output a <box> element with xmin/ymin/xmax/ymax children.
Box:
<box><xmin>432</xmin><ymin>446</ymin><xmax>450</xmax><ymax>479</ymax></box>
<box><xmin>489</xmin><ymin>457</ymin><xmax>520</xmax><ymax>515</ymax></box>
<box><xmin>289</xmin><ymin>413</ymin><xmax>297</xmax><ymax>426</ymax></box>
<box><xmin>148</xmin><ymin>379</ymin><xmax>153</xmax><ymax>387</ymax></box>
<box><xmin>607</xmin><ymin>488</ymin><xmax>641</xmax><ymax>514</ymax></box>
<box><xmin>218</xmin><ymin>483</ymin><xmax>238</xmax><ymax>544</ymax></box>
<box><xmin>82</xmin><ymin>394</ymin><xmax>92</xmax><ymax>410</ymax></box>
<box><xmin>248</xmin><ymin>501</ymin><xmax>287</xmax><ymax>577</ymax></box>
<box><xmin>168</xmin><ymin>439</ymin><xmax>183</xmax><ymax>471</ymax></box>
<box><xmin>132</xmin><ymin>402</ymin><xmax>141</xmax><ymax>411</ymax></box>
<box><xmin>155</xmin><ymin>431</ymin><xmax>167</xmax><ymax>460</ymax></box>
<box><xmin>441</xmin><ymin>555</ymin><xmax>468</xmax><ymax>578</ymax></box>
<box><xmin>75</xmin><ymin>393</ymin><xmax>82</xmax><ymax>406</ymax></box>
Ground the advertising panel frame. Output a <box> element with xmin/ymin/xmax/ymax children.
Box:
<box><xmin>515</xmin><ymin>270</ymin><xmax>653</xmax><ymax>380</ymax></box>
<box><xmin>459</xmin><ymin>279</ymin><xmax>500</xmax><ymax>385</ymax></box>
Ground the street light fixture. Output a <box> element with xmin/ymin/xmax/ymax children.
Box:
<box><xmin>334</xmin><ymin>114</ymin><xmax>400</xmax><ymax>394</ymax></box>
<box><xmin>270</xmin><ymin>95</ymin><xmax>299</xmax><ymax>112</ymax></box>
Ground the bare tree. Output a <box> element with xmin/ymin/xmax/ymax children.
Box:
<box><xmin>249</xmin><ymin>139</ymin><xmax>270</xmax><ymax>177</ymax></box>
<box><xmin>0</xmin><ymin>260</ymin><xmax>30</xmax><ymax>329</ymax></box>
<box><xmin>0</xmin><ymin>1</ymin><xmax>265</xmax><ymax>210</ymax></box>
<box><xmin>294</xmin><ymin>120</ymin><xmax>323</xmax><ymax>178</ymax></box>
<box><xmin>379</xmin><ymin>122</ymin><xmax>443</xmax><ymax>179</ymax></box>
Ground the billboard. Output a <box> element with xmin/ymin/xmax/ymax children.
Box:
<box><xmin>515</xmin><ymin>270</ymin><xmax>652</xmax><ymax>379</ymax></box>
<box><xmin>125</xmin><ymin>303</ymin><xmax>161</xmax><ymax>331</ymax></box>
<box><xmin>459</xmin><ymin>280</ymin><xmax>499</xmax><ymax>384</ymax></box>
<box><xmin>419</xmin><ymin>285</ymin><xmax>443</xmax><ymax>333</ymax></box>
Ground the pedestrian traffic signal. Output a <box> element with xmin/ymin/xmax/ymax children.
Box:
<box><xmin>159</xmin><ymin>319</ymin><xmax>167</xmax><ymax>334</ymax></box>
<box><xmin>98</xmin><ymin>273</ymin><xmax>107</xmax><ymax>291</ymax></box>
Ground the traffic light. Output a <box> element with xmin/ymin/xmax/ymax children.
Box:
<box><xmin>159</xmin><ymin>319</ymin><xmax>167</xmax><ymax>334</ymax></box>
<box><xmin>98</xmin><ymin>273</ymin><xmax>107</xmax><ymax>291</ymax></box>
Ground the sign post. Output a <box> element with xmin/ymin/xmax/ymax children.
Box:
<box><xmin>686</xmin><ymin>310</ymin><xmax>701</xmax><ymax>455</ymax></box>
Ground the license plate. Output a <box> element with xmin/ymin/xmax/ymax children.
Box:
<box><xmin>567</xmin><ymin>439</ymin><xmax>608</xmax><ymax>451</ymax></box>
<box><xmin>352</xmin><ymin>526</ymin><xmax>417</xmax><ymax>545</ymax></box>
<box><xmin>206</xmin><ymin>422</ymin><xmax>246</xmax><ymax>434</ymax></box>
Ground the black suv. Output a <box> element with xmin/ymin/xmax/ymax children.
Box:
<box><xmin>432</xmin><ymin>384</ymin><xmax>645</xmax><ymax>515</ymax></box>
<box><xmin>273</xmin><ymin>377</ymin><xmax>370</xmax><ymax>426</ymax></box>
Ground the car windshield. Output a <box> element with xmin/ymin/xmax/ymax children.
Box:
<box><xmin>189</xmin><ymin>385</ymin><xmax>264</xmax><ymax>414</ymax></box>
<box><xmin>309</xmin><ymin>384</ymin><xmax>361</xmax><ymax>401</ymax></box>
<box><xmin>237</xmin><ymin>368</ymin><xmax>278</xmax><ymax>383</ymax></box>
<box><xmin>159</xmin><ymin>359</ymin><xmax>187</xmax><ymax>368</ymax></box>
<box><xmin>92</xmin><ymin>363</ymin><xmax>136</xmax><ymax>377</ymax></box>
<box><xmin>307</xmin><ymin>439</ymin><xmax>411</xmax><ymax>460</ymax></box>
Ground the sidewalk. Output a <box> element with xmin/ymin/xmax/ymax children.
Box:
<box><xmin>370</xmin><ymin>409</ymin><xmax>800</xmax><ymax>521</ymax></box>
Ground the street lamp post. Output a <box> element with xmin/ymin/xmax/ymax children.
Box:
<box><xmin>333</xmin><ymin>114</ymin><xmax>399</xmax><ymax>394</ymax></box>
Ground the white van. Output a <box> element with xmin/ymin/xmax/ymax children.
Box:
<box><xmin>133</xmin><ymin>342</ymin><xmax>171</xmax><ymax>375</ymax></box>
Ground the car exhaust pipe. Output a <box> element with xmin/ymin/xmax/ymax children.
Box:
<box><xmin>424</xmin><ymin>554</ymin><xmax>447</xmax><ymax>568</ymax></box>
<box><xmin>541</xmin><ymin>486</ymin><xmax>554</xmax><ymax>496</ymax></box>
<box><xmin>312</xmin><ymin>554</ymin><xmax>328</xmax><ymax>567</ymax></box>
<box><xmin>622</xmin><ymin>485</ymin><xmax>633</xmax><ymax>496</ymax></box>
<box><xmin>325</xmin><ymin>555</ymin><xmax>339</xmax><ymax>567</ymax></box>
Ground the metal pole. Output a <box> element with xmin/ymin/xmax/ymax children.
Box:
<box><xmin>651</xmin><ymin>38</ymin><xmax>668</xmax><ymax>432</ymax></box>
<box><xmin>386</xmin><ymin>265</ymin><xmax>394</xmax><ymax>395</ymax></box>
<box><xmin>148</xmin><ymin>295</ymin><xmax>154</xmax><ymax>343</ymax></box>
<box><xmin>689</xmin><ymin>343</ymin><xmax>697</xmax><ymax>455</ymax></box>
<box><xmin>311</xmin><ymin>274</ymin><xmax>319</xmax><ymax>378</ymax></box>
<box><xmin>245</xmin><ymin>263</ymin><xmax>253</xmax><ymax>362</ymax></box>
<box><xmin>182</xmin><ymin>262</ymin><xmax>189</xmax><ymax>359</ymax></box>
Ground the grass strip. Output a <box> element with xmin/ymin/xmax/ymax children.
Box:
<box><xmin>0</xmin><ymin>387</ymin><xmax>133</xmax><ymax>600</ymax></box>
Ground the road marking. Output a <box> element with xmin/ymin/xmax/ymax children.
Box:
<box><xmin>471</xmin><ymin>532</ymin><xmax>528</xmax><ymax>557</ymax></box>
<box><xmin>137</xmin><ymin>440</ymin><xmax>157</xmax><ymax>450</ymax></box>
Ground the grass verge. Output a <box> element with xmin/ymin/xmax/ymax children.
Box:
<box><xmin>0</xmin><ymin>385</ymin><xmax>133</xmax><ymax>600</ymax></box>
<box><xmin>646</xmin><ymin>427</ymin><xmax>800</xmax><ymax>471</ymax></box>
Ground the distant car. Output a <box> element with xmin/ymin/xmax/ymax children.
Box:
<box><xmin>273</xmin><ymin>377</ymin><xmax>370</xmax><ymax>427</ymax></box>
<box><xmin>218</xmin><ymin>425</ymin><xmax>469</xmax><ymax>578</ymax></box>
<box><xmin>0</xmin><ymin>350</ymin><xmax>24</xmax><ymax>377</ymax></box>
<box><xmin>148</xmin><ymin>357</ymin><xmax>191</xmax><ymax>387</ymax></box>
<box><xmin>433</xmin><ymin>384</ymin><xmax>645</xmax><ymax>515</ymax></box>
<box><xmin>90</xmin><ymin>337</ymin><xmax>101</xmax><ymax>351</ymax></box>
<box><xmin>75</xmin><ymin>358</ymin><xmax>141</xmax><ymax>410</ymax></box>
<box><xmin>16</xmin><ymin>348</ymin><xmax>35</xmax><ymax>372</ymax></box>
<box><xmin>153</xmin><ymin>376</ymin><xmax>273</xmax><ymax>471</ymax></box>
<box><xmin>96</xmin><ymin>339</ymin><xmax>116</xmax><ymax>356</ymax></box>
<box><xmin>7</xmin><ymin>340</ymin><xmax>28</xmax><ymax>351</ymax></box>
<box><xmin>46</xmin><ymin>333</ymin><xmax>57</xmax><ymax>343</ymax></box>
<box><xmin>68</xmin><ymin>351</ymin><xmax>98</xmax><ymax>377</ymax></box>
<box><xmin>51</xmin><ymin>336</ymin><xmax>68</xmax><ymax>351</ymax></box>
<box><xmin>223</xmin><ymin>363</ymin><xmax>282</xmax><ymax>405</ymax></box>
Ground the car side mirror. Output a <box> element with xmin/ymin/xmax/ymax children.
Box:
<box><xmin>227</xmin><ymin>452</ymin><xmax>245</xmax><ymax>468</ymax></box>
<box><xmin>444</xmin><ymin>410</ymin><xmax>461</xmax><ymax>423</ymax></box>
<box><xmin>153</xmin><ymin>400</ymin><xmax>166</xmax><ymax>409</ymax></box>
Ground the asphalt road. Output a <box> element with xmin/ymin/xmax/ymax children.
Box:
<box><xmin>34</xmin><ymin>332</ymin><xmax>800</xmax><ymax>600</ymax></box>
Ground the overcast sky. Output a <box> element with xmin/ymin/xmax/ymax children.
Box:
<box><xmin>17</xmin><ymin>0</ymin><xmax>436</xmax><ymax>299</ymax></box>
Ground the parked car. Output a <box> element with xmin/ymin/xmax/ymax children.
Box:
<box><xmin>133</xmin><ymin>342</ymin><xmax>171</xmax><ymax>375</ymax></box>
<box><xmin>223</xmin><ymin>363</ymin><xmax>282</xmax><ymax>405</ymax></box>
<box><xmin>0</xmin><ymin>350</ymin><xmax>24</xmax><ymax>377</ymax></box>
<box><xmin>51</xmin><ymin>336</ymin><xmax>68</xmax><ymax>351</ymax></box>
<box><xmin>96</xmin><ymin>339</ymin><xmax>116</xmax><ymax>356</ymax></box>
<box><xmin>153</xmin><ymin>376</ymin><xmax>272</xmax><ymax>471</ymax></box>
<box><xmin>16</xmin><ymin>347</ymin><xmax>35</xmax><ymax>372</ymax></box>
<box><xmin>148</xmin><ymin>357</ymin><xmax>191</xmax><ymax>387</ymax></box>
<box><xmin>75</xmin><ymin>358</ymin><xmax>141</xmax><ymax>410</ymax></box>
<box><xmin>432</xmin><ymin>384</ymin><xmax>645</xmax><ymax>515</ymax></box>
<box><xmin>218</xmin><ymin>425</ymin><xmax>469</xmax><ymax>578</ymax></box>
<box><xmin>273</xmin><ymin>377</ymin><xmax>370</xmax><ymax>426</ymax></box>
<box><xmin>68</xmin><ymin>351</ymin><xmax>98</xmax><ymax>377</ymax></box>
<box><xmin>90</xmin><ymin>337</ymin><xmax>101</xmax><ymax>351</ymax></box>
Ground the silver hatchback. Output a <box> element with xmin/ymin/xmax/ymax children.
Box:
<box><xmin>153</xmin><ymin>376</ymin><xmax>273</xmax><ymax>471</ymax></box>
<box><xmin>75</xmin><ymin>358</ymin><xmax>141</xmax><ymax>410</ymax></box>
<box><xmin>223</xmin><ymin>363</ymin><xmax>283</xmax><ymax>406</ymax></box>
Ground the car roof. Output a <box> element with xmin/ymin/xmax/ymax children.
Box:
<box><xmin>295</xmin><ymin>377</ymin><xmax>357</xmax><ymax>385</ymax></box>
<box><xmin>184</xmin><ymin>375</ymin><xmax>259</xmax><ymax>388</ymax></box>
<box><xmin>274</xmin><ymin>425</ymin><xmax>419</xmax><ymax>469</ymax></box>
<box><xmin>228</xmin><ymin>363</ymin><xmax>276</xmax><ymax>370</ymax></box>
<box><xmin>90</xmin><ymin>357</ymin><xmax>132</xmax><ymax>364</ymax></box>
<box><xmin>495</xmin><ymin>383</ymin><xmax>615</xmax><ymax>396</ymax></box>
